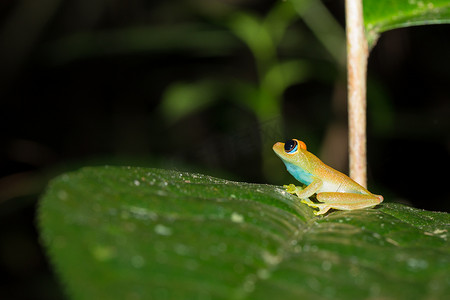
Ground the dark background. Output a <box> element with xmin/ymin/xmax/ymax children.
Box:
<box><xmin>1</xmin><ymin>0</ymin><xmax>449</xmax><ymax>298</ymax></box>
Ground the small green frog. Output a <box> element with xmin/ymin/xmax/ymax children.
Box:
<box><xmin>273</xmin><ymin>139</ymin><xmax>383</xmax><ymax>215</ymax></box>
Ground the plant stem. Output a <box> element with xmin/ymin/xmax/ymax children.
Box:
<box><xmin>345</xmin><ymin>0</ymin><xmax>368</xmax><ymax>187</ymax></box>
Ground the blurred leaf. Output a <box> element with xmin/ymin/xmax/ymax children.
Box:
<box><xmin>231</xmin><ymin>80</ymin><xmax>284</xmax><ymax>122</ymax></box>
<box><xmin>262</xmin><ymin>59</ymin><xmax>310</xmax><ymax>98</ymax></box>
<box><xmin>263</xmin><ymin>1</ymin><xmax>298</xmax><ymax>45</ymax></box>
<box><xmin>231</xmin><ymin>60</ymin><xmax>310</xmax><ymax>120</ymax></box>
<box><xmin>228</xmin><ymin>11</ymin><xmax>281</xmax><ymax>121</ymax></box>
<box><xmin>228</xmin><ymin>11</ymin><xmax>276</xmax><ymax>71</ymax></box>
<box><xmin>290</xmin><ymin>0</ymin><xmax>346</xmax><ymax>68</ymax></box>
<box><xmin>40</xmin><ymin>167</ymin><xmax>450</xmax><ymax>299</ymax></box>
<box><xmin>363</xmin><ymin>0</ymin><xmax>450</xmax><ymax>46</ymax></box>
<box><xmin>228</xmin><ymin>3</ymin><xmax>312</xmax><ymax>121</ymax></box>
<box><xmin>160</xmin><ymin>81</ymin><xmax>219</xmax><ymax>124</ymax></box>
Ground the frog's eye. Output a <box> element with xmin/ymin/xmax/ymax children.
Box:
<box><xmin>284</xmin><ymin>139</ymin><xmax>298</xmax><ymax>154</ymax></box>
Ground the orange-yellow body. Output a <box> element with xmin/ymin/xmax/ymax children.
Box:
<box><xmin>273</xmin><ymin>139</ymin><xmax>383</xmax><ymax>215</ymax></box>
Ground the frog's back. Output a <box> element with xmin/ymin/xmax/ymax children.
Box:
<box><xmin>307</xmin><ymin>152</ymin><xmax>372</xmax><ymax>195</ymax></box>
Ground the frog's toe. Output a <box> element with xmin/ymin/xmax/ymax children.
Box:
<box><xmin>283</xmin><ymin>184</ymin><xmax>297</xmax><ymax>194</ymax></box>
<box><xmin>313</xmin><ymin>204</ymin><xmax>332</xmax><ymax>215</ymax></box>
<box><xmin>299</xmin><ymin>201</ymin><xmax>331</xmax><ymax>215</ymax></box>
<box><xmin>300</xmin><ymin>199</ymin><xmax>313</xmax><ymax>205</ymax></box>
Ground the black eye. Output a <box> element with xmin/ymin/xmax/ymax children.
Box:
<box><xmin>284</xmin><ymin>139</ymin><xmax>298</xmax><ymax>154</ymax></box>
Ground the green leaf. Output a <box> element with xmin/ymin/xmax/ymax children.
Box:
<box><xmin>39</xmin><ymin>167</ymin><xmax>450</xmax><ymax>299</ymax></box>
<box><xmin>363</xmin><ymin>0</ymin><xmax>450</xmax><ymax>46</ymax></box>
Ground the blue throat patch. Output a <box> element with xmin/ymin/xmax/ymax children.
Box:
<box><xmin>284</xmin><ymin>162</ymin><xmax>313</xmax><ymax>185</ymax></box>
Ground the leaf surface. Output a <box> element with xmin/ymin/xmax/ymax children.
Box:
<box><xmin>39</xmin><ymin>167</ymin><xmax>450</xmax><ymax>299</ymax></box>
<box><xmin>363</xmin><ymin>0</ymin><xmax>450</xmax><ymax>46</ymax></box>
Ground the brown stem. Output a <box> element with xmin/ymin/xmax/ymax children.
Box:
<box><xmin>345</xmin><ymin>0</ymin><xmax>368</xmax><ymax>187</ymax></box>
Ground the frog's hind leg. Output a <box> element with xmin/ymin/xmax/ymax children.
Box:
<box><xmin>316</xmin><ymin>192</ymin><xmax>383</xmax><ymax>212</ymax></box>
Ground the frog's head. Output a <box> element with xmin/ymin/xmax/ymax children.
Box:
<box><xmin>273</xmin><ymin>139</ymin><xmax>314</xmax><ymax>185</ymax></box>
<box><xmin>272</xmin><ymin>139</ymin><xmax>308</xmax><ymax>165</ymax></box>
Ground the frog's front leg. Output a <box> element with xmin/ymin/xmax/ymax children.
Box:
<box><xmin>314</xmin><ymin>192</ymin><xmax>383</xmax><ymax>215</ymax></box>
<box><xmin>284</xmin><ymin>179</ymin><xmax>322</xmax><ymax>199</ymax></box>
<box><xmin>284</xmin><ymin>179</ymin><xmax>323</xmax><ymax>211</ymax></box>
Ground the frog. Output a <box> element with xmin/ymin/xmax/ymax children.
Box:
<box><xmin>273</xmin><ymin>139</ymin><xmax>383</xmax><ymax>215</ymax></box>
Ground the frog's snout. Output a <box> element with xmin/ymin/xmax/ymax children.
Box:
<box><xmin>272</xmin><ymin>142</ymin><xmax>283</xmax><ymax>149</ymax></box>
<box><xmin>272</xmin><ymin>142</ymin><xmax>284</xmax><ymax>155</ymax></box>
